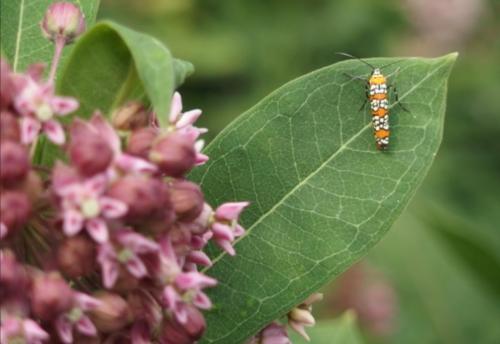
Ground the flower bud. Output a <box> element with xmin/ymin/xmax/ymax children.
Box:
<box><xmin>57</xmin><ymin>235</ymin><xmax>96</xmax><ymax>278</ymax></box>
<box><xmin>0</xmin><ymin>191</ymin><xmax>31</xmax><ymax>237</ymax></box>
<box><xmin>106</xmin><ymin>175</ymin><xmax>171</xmax><ymax>222</ymax></box>
<box><xmin>0</xmin><ymin>111</ymin><xmax>21</xmax><ymax>142</ymax></box>
<box><xmin>169</xmin><ymin>180</ymin><xmax>204</xmax><ymax>222</ymax></box>
<box><xmin>89</xmin><ymin>292</ymin><xmax>133</xmax><ymax>333</ymax></box>
<box><xmin>40</xmin><ymin>2</ymin><xmax>85</xmax><ymax>44</ymax></box>
<box><xmin>160</xmin><ymin>306</ymin><xmax>206</xmax><ymax>344</ymax></box>
<box><xmin>51</xmin><ymin>162</ymin><xmax>81</xmax><ymax>191</ymax></box>
<box><xmin>0</xmin><ymin>250</ymin><xmax>30</xmax><ymax>301</ymax></box>
<box><xmin>149</xmin><ymin>132</ymin><xmax>196</xmax><ymax>177</ymax></box>
<box><xmin>0</xmin><ymin>140</ymin><xmax>30</xmax><ymax>185</ymax></box>
<box><xmin>127</xmin><ymin>127</ymin><xmax>157</xmax><ymax>158</ymax></box>
<box><xmin>111</xmin><ymin>101</ymin><xmax>150</xmax><ymax>131</ymax></box>
<box><xmin>30</xmin><ymin>272</ymin><xmax>73</xmax><ymax>321</ymax></box>
<box><xmin>69</xmin><ymin>120</ymin><xmax>114</xmax><ymax>176</ymax></box>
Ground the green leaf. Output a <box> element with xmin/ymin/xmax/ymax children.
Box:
<box><xmin>290</xmin><ymin>311</ymin><xmax>365</xmax><ymax>344</ymax></box>
<box><xmin>368</xmin><ymin>212</ymin><xmax>500</xmax><ymax>344</ymax></box>
<box><xmin>0</xmin><ymin>0</ymin><xmax>100</xmax><ymax>73</ymax></box>
<box><xmin>35</xmin><ymin>21</ymin><xmax>193</xmax><ymax>166</ymax></box>
<box><xmin>189</xmin><ymin>53</ymin><xmax>457</xmax><ymax>344</ymax></box>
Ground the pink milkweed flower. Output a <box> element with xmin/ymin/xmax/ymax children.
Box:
<box><xmin>86</xmin><ymin>113</ymin><xmax>157</xmax><ymax>174</ymax></box>
<box><xmin>287</xmin><ymin>293</ymin><xmax>323</xmax><ymax>341</ymax></box>
<box><xmin>168</xmin><ymin>92</ymin><xmax>204</xmax><ymax>133</ymax></box>
<box><xmin>156</xmin><ymin>238</ymin><xmax>216</xmax><ymax>323</ymax></box>
<box><xmin>13</xmin><ymin>73</ymin><xmax>78</xmax><ymax>145</ymax></box>
<box><xmin>246</xmin><ymin>322</ymin><xmax>291</xmax><ymax>344</ymax></box>
<box><xmin>0</xmin><ymin>315</ymin><xmax>49</xmax><ymax>344</ymax></box>
<box><xmin>55</xmin><ymin>293</ymin><xmax>101</xmax><ymax>344</ymax></box>
<box><xmin>41</xmin><ymin>2</ymin><xmax>85</xmax><ymax>45</ymax></box>
<box><xmin>55</xmin><ymin>173</ymin><xmax>127</xmax><ymax>243</ymax></box>
<box><xmin>97</xmin><ymin>229</ymin><xmax>159</xmax><ymax>289</ymax></box>
<box><xmin>211</xmin><ymin>202</ymin><xmax>250</xmax><ymax>256</ymax></box>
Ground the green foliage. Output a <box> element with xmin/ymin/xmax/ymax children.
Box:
<box><xmin>368</xmin><ymin>212</ymin><xmax>500</xmax><ymax>344</ymax></box>
<box><xmin>290</xmin><ymin>311</ymin><xmax>365</xmax><ymax>344</ymax></box>
<box><xmin>0</xmin><ymin>0</ymin><xmax>100</xmax><ymax>74</ymax></box>
<box><xmin>34</xmin><ymin>21</ymin><xmax>193</xmax><ymax>166</ymax></box>
<box><xmin>190</xmin><ymin>54</ymin><xmax>456</xmax><ymax>343</ymax></box>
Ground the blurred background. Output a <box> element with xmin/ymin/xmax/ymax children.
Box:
<box><xmin>100</xmin><ymin>0</ymin><xmax>500</xmax><ymax>343</ymax></box>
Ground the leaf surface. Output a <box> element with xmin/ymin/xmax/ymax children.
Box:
<box><xmin>0</xmin><ymin>0</ymin><xmax>100</xmax><ymax>73</ymax></box>
<box><xmin>189</xmin><ymin>54</ymin><xmax>457</xmax><ymax>343</ymax></box>
<box><xmin>35</xmin><ymin>21</ymin><xmax>193</xmax><ymax>165</ymax></box>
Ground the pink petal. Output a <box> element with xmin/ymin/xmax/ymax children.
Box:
<box><xmin>169</xmin><ymin>92</ymin><xmax>183</xmax><ymax>123</ymax></box>
<box><xmin>0</xmin><ymin>223</ymin><xmax>7</xmax><ymax>239</ymax></box>
<box><xmin>85</xmin><ymin>218</ymin><xmax>109</xmax><ymax>243</ymax></box>
<box><xmin>101</xmin><ymin>259</ymin><xmax>119</xmax><ymax>289</ymax></box>
<box><xmin>63</xmin><ymin>209</ymin><xmax>83</xmax><ymax>236</ymax></box>
<box><xmin>116</xmin><ymin>230</ymin><xmax>159</xmax><ymax>253</ymax></box>
<box><xmin>215</xmin><ymin>202</ymin><xmax>249</xmax><ymax>221</ymax></box>
<box><xmin>195</xmin><ymin>152</ymin><xmax>209</xmax><ymax>166</ymax></box>
<box><xmin>175</xmin><ymin>271</ymin><xmax>217</xmax><ymax>290</ymax></box>
<box><xmin>23</xmin><ymin>319</ymin><xmax>49</xmax><ymax>342</ymax></box>
<box><xmin>176</xmin><ymin>109</ymin><xmax>202</xmax><ymax>129</ymax></box>
<box><xmin>187</xmin><ymin>250</ymin><xmax>212</xmax><ymax>267</ymax></box>
<box><xmin>125</xmin><ymin>255</ymin><xmax>148</xmax><ymax>278</ymax></box>
<box><xmin>211</xmin><ymin>223</ymin><xmax>234</xmax><ymax>242</ymax></box>
<box><xmin>234</xmin><ymin>224</ymin><xmax>246</xmax><ymax>237</ymax></box>
<box><xmin>115</xmin><ymin>154</ymin><xmax>157</xmax><ymax>174</ymax></box>
<box><xmin>100</xmin><ymin>197</ymin><xmax>128</xmax><ymax>218</ymax></box>
<box><xmin>84</xmin><ymin>174</ymin><xmax>108</xmax><ymax>195</ymax></box>
<box><xmin>216</xmin><ymin>239</ymin><xmax>236</xmax><ymax>256</ymax></box>
<box><xmin>75</xmin><ymin>316</ymin><xmax>97</xmax><ymax>337</ymax></box>
<box><xmin>74</xmin><ymin>292</ymin><xmax>102</xmax><ymax>311</ymax></box>
<box><xmin>20</xmin><ymin>117</ymin><xmax>41</xmax><ymax>144</ymax></box>
<box><xmin>89</xmin><ymin>112</ymin><xmax>120</xmax><ymax>153</ymax></box>
<box><xmin>51</xmin><ymin>96</ymin><xmax>79</xmax><ymax>115</ymax></box>
<box><xmin>289</xmin><ymin>320</ymin><xmax>310</xmax><ymax>341</ymax></box>
<box><xmin>130</xmin><ymin>321</ymin><xmax>150</xmax><ymax>344</ymax></box>
<box><xmin>55</xmin><ymin>315</ymin><xmax>73</xmax><ymax>344</ymax></box>
<box><xmin>43</xmin><ymin>120</ymin><xmax>65</xmax><ymax>145</ymax></box>
<box><xmin>193</xmin><ymin>291</ymin><xmax>213</xmax><ymax>310</ymax></box>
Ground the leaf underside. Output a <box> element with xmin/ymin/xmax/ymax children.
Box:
<box><xmin>189</xmin><ymin>54</ymin><xmax>457</xmax><ymax>344</ymax></box>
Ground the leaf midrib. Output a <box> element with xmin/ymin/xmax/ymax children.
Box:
<box><xmin>13</xmin><ymin>0</ymin><xmax>25</xmax><ymax>72</ymax></box>
<box><xmin>201</xmin><ymin>58</ymin><xmax>446</xmax><ymax>274</ymax></box>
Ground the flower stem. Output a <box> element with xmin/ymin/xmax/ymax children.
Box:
<box><xmin>48</xmin><ymin>37</ymin><xmax>66</xmax><ymax>83</ymax></box>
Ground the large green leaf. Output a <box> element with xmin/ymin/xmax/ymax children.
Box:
<box><xmin>0</xmin><ymin>0</ymin><xmax>100</xmax><ymax>73</ymax></box>
<box><xmin>35</xmin><ymin>21</ymin><xmax>194</xmax><ymax>166</ymax></box>
<box><xmin>190</xmin><ymin>53</ymin><xmax>457</xmax><ymax>343</ymax></box>
<box><xmin>290</xmin><ymin>311</ymin><xmax>365</xmax><ymax>344</ymax></box>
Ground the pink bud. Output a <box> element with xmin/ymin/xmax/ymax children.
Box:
<box><xmin>0</xmin><ymin>191</ymin><xmax>31</xmax><ymax>237</ymax></box>
<box><xmin>160</xmin><ymin>305</ymin><xmax>206</xmax><ymax>344</ymax></box>
<box><xmin>57</xmin><ymin>235</ymin><xmax>96</xmax><ymax>278</ymax></box>
<box><xmin>51</xmin><ymin>162</ymin><xmax>81</xmax><ymax>192</ymax></box>
<box><xmin>149</xmin><ymin>132</ymin><xmax>196</xmax><ymax>177</ymax></box>
<box><xmin>0</xmin><ymin>250</ymin><xmax>30</xmax><ymax>301</ymax></box>
<box><xmin>30</xmin><ymin>272</ymin><xmax>74</xmax><ymax>321</ymax></box>
<box><xmin>111</xmin><ymin>101</ymin><xmax>151</xmax><ymax>130</ymax></box>
<box><xmin>0</xmin><ymin>111</ymin><xmax>21</xmax><ymax>142</ymax></box>
<box><xmin>40</xmin><ymin>2</ymin><xmax>85</xmax><ymax>44</ymax></box>
<box><xmin>0</xmin><ymin>140</ymin><xmax>30</xmax><ymax>185</ymax></box>
<box><xmin>127</xmin><ymin>127</ymin><xmax>157</xmax><ymax>158</ymax></box>
<box><xmin>89</xmin><ymin>292</ymin><xmax>133</xmax><ymax>333</ymax></box>
<box><xmin>215</xmin><ymin>202</ymin><xmax>249</xmax><ymax>221</ymax></box>
<box><xmin>106</xmin><ymin>175</ymin><xmax>172</xmax><ymax>222</ymax></box>
<box><xmin>170</xmin><ymin>180</ymin><xmax>204</xmax><ymax>222</ymax></box>
<box><xmin>69</xmin><ymin>120</ymin><xmax>114</xmax><ymax>176</ymax></box>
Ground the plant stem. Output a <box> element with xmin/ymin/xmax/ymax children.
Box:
<box><xmin>48</xmin><ymin>37</ymin><xmax>65</xmax><ymax>83</ymax></box>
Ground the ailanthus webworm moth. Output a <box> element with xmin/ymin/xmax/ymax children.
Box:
<box><xmin>337</xmin><ymin>52</ymin><xmax>409</xmax><ymax>151</ymax></box>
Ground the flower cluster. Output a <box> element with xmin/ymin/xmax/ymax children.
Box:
<box><xmin>0</xmin><ymin>2</ymin><xmax>249</xmax><ymax>343</ymax></box>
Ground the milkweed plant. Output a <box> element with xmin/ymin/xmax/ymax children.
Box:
<box><xmin>0</xmin><ymin>3</ymin><xmax>318</xmax><ymax>343</ymax></box>
<box><xmin>0</xmin><ymin>1</ymin><xmax>456</xmax><ymax>343</ymax></box>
